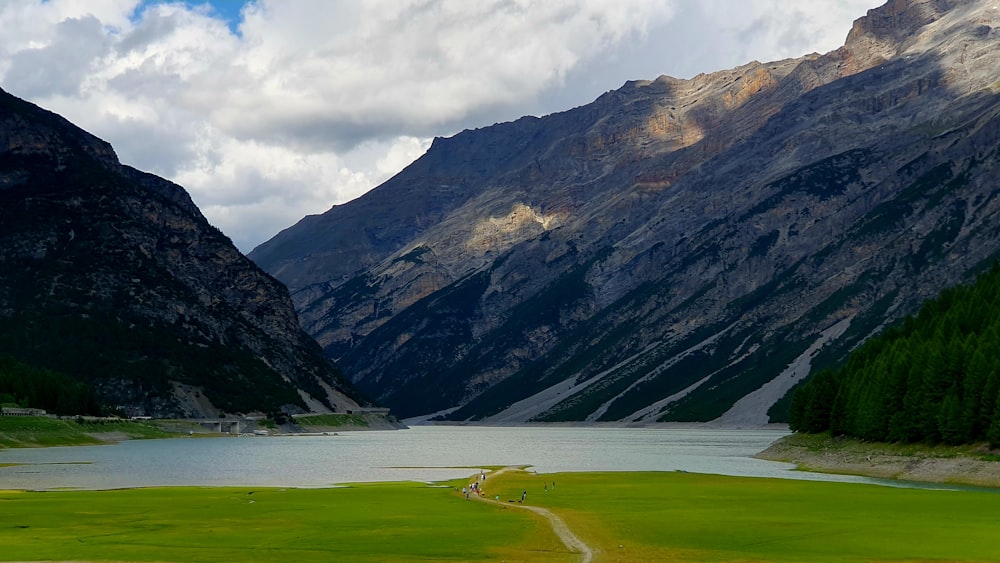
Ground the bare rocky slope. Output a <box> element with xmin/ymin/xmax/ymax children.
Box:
<box><xmin>0</xmin><ymin>88</ymin><xmax>370</xmax><ymax>417</ymax></box>
<box><xmin>250</xmin><ymin>0</ymin><xmax>1000</xmax><ymax>422</ymax></box>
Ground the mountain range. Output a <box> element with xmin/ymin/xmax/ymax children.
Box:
<box><xmin>249</xmin><ymin>0</ymin><xmax>1000</xmax><ymax>423</ymax></box>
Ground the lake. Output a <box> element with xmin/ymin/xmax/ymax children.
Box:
<box><xmin>0</xmin><ymin>425</ymin><xmax>932</xmax><ymax>490</ymax></box>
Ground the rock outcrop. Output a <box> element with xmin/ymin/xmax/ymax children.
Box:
<box><xmin>0</xmin><ymin>88</ymin><xmax>370</xmax><ymax>417</ymax></box>
<box><xmin>250</xmin><ymin>0</ymin><xmax>1000</xmax><ymax>422</ymax></box>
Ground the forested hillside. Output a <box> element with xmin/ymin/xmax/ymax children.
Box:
<box><xmin>790</xmin><ymin>264</ymin><xmax>1000</xmax><ymax>446</ymax></box>
<box><xmin>0</xmin><ymin>356</ymin><xmax>100</xmax><ymax>416</ymax></box>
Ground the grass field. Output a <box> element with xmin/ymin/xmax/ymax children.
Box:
<box><xmin>0</xmin><ymin>481</ymin><xmax>563</xmax><ymax>562</ymax></box>
<box><xmin>2</xmin><ymin>468</ymin><xmax>999</xmax><ymax>562</ymax></box>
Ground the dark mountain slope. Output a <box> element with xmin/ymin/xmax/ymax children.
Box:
<box><xmin>251</xmin><ymin>0</ymin><xmax>1000</xmax><ymax>421</ymax></box>
<box><xmin>0</xmin><ymin>88</ymin><xmax>369</xmax><ymax>417</ymax></box>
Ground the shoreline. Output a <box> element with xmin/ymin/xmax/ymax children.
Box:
<box><xmin>756</xmin><ymin>433</ymin><xmax>1000</xmax><ymax>489</ymax></box>
<box><xmin>402</xmin><ymin>419</ymin><xmax>791</xmax><ymax>431</ymax></box>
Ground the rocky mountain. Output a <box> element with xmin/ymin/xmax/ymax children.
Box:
<box><xmin>0</xmin><ymin>87</ymin><xmax>370</xmax><ymax>418</ymax></box>
<box><xmin>250</xmin><ymin>0</ymin><xmax>1000</xmax><ymax>423</ymax></box>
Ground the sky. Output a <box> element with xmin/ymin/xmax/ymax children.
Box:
<box><xmin>0</xmin><ymin>0</ymin><xmax>881</xmax><ymax>253</ymax></box>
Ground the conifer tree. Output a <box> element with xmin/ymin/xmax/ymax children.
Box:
<box><xmin>988</xmin><ymin>393</ymin><xmax>1000</xmax><ymax>449</ymax></box>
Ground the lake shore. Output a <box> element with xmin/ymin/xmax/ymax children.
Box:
<box><xmin>756</xmin><ymin>433</ymin><xmax>1000</xmax><ymax>488</ymax></box>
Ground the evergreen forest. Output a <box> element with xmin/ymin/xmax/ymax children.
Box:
<box><xmin>0</xmin><ymin>356</ymin><xmax>101</xmax><ymax>415</ymax></box>
<box><xmin>790</xmin><ymin>264</ymin><xmax>1000</xmax><ymax>446</ymax></box>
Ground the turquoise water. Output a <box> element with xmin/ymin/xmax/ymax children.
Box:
<box><xmin>0</xmin><ymin>425</ymin><xmax>945</xmax><ymax>490</ymax></box>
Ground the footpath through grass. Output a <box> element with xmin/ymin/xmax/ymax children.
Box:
<box><xmin>483</xmin><ymin>469</ymin><xmax>1000</xmax><ymax>562</ymax></box>
<box><xmin>2</xmin><ymin>467</ymin><xmax>1000</xmax><ymax>562</ymax></box>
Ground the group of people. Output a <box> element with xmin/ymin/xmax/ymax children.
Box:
<box><xmin>461</xmin><ymin>470</ymin><xmax>488</xmax><ymax>500</ymax></box>
<box><xmin>458</xmin><ymin>470</ymin><xmax>556</xmax><ymax>505</ymax></box>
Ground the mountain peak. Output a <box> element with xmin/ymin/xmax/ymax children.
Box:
<box><xmin>844</xmin><ymin>0</ymin><xmax>993</xmax><ymax>63</ymax></box>
<box><xmin>0</xmin><ymin>85</ymin><xmax>120</xmax><ymax>172</ymax></box>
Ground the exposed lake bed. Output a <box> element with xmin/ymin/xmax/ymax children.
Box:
<box><xmin>757</xmin><ymin>431</ymin><xmax>1000</xmax><ymax>488</ymax></box>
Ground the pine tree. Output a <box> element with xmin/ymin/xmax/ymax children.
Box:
<box><xmin>798</xmin><ymin>370</ymin><xmax>838</xmax><ymax>433</ymax></box>
<box><xmin>938</xmin><ymin>384</ymin><xmax>967</xmax><ymax>444</ymax></box>
<box><xmin>987</xmin><ymin>393</ymin><xmax>1000</xmax><ymax>449</ymax></box>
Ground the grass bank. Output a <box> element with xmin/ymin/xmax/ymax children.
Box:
<box><xmin>0</xmin><ymin>413</ymin><xmax>407</xmax><ymax>450</ymax></box>
<box><xmin>294</xmin><ymin>413</ymin><xmax>371</xmax><ymax>430</ymax></box>
<box><xmin>757</xmin><ymin>432</ymin><xmax>1000</xmax><ymax>487</ymax></box>
<box><xmin>3</xmin><ymin>468</ymin><xmax>999</xmax><ymax>561</ymax></box>
<box><xmin>0</xmin><ymin>416</ymin><xmax>173</xmax><ymax>448</ymax></box>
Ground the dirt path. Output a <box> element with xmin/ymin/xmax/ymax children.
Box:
<box><xmin>470</xmin><ymin>467</ymin><xmax>594</xmax><ymax>563</ymax></box>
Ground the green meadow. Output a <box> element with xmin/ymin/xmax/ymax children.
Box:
<box><xmin>2</xmin><ymin>468</ymin><xmax>999</xmax><ymax>562</ymax></box>
<box><xmin>0</xmin><ymin>481</ymin><xmax>559</xmax><ymax>562</ymax></box>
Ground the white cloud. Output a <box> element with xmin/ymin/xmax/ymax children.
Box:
<box><xmin>5</xmin><ymin>15</ymin><xmax>110</xmax><ymax>98</ymax></box>
<box><xmin>202</xmin><ymin>0</ymin><xmax>677</xmax><ymax>149</ymax></box>
<box><xmin>0</xmin><ymin>0</ymin><xmax>881</xmax><ymax>252</ymax></box>
<box><xmin>704</xmin><ymin>0</ymin><xmax>876</xmax><ymax>64</ymax></box>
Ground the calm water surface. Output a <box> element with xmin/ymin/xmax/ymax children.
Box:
<box><xmin>0</xmin><ymin>426</ymin><xmax>932</xmax><ymax>490</ymax></box>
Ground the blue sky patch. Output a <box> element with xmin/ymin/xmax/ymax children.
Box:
<box><xmin>135</xmin><ymin>0</ymin><xmax>249</xmax><ymax>35</ymax></box>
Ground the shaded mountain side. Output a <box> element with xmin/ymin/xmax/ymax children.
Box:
<box><xmin>251</xmin><ymin>0</ymin><xmax>1000</xmax><ymax>421</ymax></box>
<box><xmin>0</xmin><ymin>87</ymin><xmax>370</xmax><ymax>417</ymax></box>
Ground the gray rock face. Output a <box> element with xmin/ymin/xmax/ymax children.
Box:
<box><xmin>0</xmin><ymin>88</ymin><xmax>369</xmax><ymax>417</ymax></box>
<box><xmin>251</xmin><ymin>0</ymin><xmax>1000</xmax><ymax>421</ymax></box>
